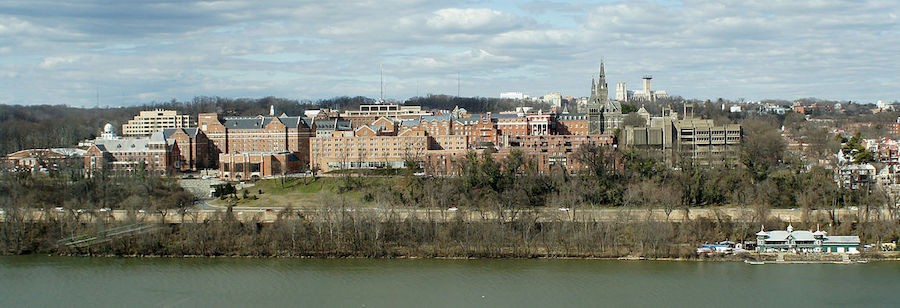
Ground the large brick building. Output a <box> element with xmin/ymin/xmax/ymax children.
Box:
<box><xmin>198</xmin><ymin>113</ymin><xmax>314</xmax><ymax>179</ymax></box>
<box><xmin>161</xmin><ymin>128</ymin><xmax>211</xmax><ymax>172</ymax></box>
<box><xmin>310</xmin><ymin>129</ymin><xmax>428</xmax><ymax>172</ymax></box>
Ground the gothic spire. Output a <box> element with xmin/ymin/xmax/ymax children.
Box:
<box><xmin>599</xmin><ymin>61</ymin><xmax>606</xmax><ymax>78</ymax></box>
<box><xmin>598</xmin><ymin>61</ymin><xmax>608</xmax><ymax>90</ymax></box>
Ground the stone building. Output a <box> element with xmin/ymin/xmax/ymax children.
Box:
<box><xmin>582</xmin><ymin>62</ymin><xmax>623</xmax><ymax>134</ymax></box>
<box><xmin>84</xmin><ymin>124</ymin><xmax>177</xmax><ymax>176</ymax></box>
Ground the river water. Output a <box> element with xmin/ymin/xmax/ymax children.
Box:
<box><xmin>0</xmin><ymin>256</ymin><xmax>897</xmax><ymax>307</ymax></box>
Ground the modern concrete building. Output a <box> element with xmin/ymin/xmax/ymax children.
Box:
<box><xmin>340</xmin><ymin>103</ymin><xmax>431</xmax><ymax>119</ymax></box>
<box><xmin>622</xmin><ymin>105</ymin><xmax>741</xmax><ymax>166</ymax></box>
<box><xmin>541</xmin><ymin>92</ymin><xmax>563</xmax><ymax>108</ymax></box>
<box><xmin>122</xmin><ymin>109</ymin><xmax>193</xmax><ymax>136</ymax></box>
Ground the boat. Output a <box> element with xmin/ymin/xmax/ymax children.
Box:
<box><xmin>744</xmin><ymin>260</ymin><xmax>765</xmax><ymax>265</ymax></box>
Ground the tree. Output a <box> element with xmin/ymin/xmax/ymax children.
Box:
<box><xmin>623</xmin><ymin>113</ymin><xmax>647</xmax><ymax>127</ymax></box>
<box><xmin>741</xmin><ymin>118</ymin><xmax>785</xmax><ymax>182</ymax></box>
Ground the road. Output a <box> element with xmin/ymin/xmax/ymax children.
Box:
<box><xmin>0</xmin><ymin>178</ymin><xmax>890</xmax><ymax>224</ymax></box>
<box><xmin>2</xmin><ymin>206</ymin><xmax>892</xmax><ymax>224</ymax></box>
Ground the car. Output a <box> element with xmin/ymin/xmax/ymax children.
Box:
<box><xmin>558</xmin><ymin>207</ymin><xmax>570</xmax><ymax>212</ymax></box>
<box><xmin>447</xmin><ymin>207</ymin><xmax>458</xmax><ymax>212</ymax></box>
<box><xmin>99</xmin><ymin>208</ymin><xmax>110</xmax><ymax>212</ymax></box>
<box><xmin>138</xmin><ymin>209</ymin><xmax>146</xmax><ymax>213</ymax></box>
<box><xmin>54</xmin><ymin>207</ymin><xmax>65</xmax><ymax>212</ymax></box>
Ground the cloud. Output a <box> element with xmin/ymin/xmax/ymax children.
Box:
<box><xmin>0</xmin><ymin>0</ymin><xmax>898</xmax><ymax>106</ymax></box>
<box><xmin>426</xmin><ymin>8</ymin><xmax>523</xmax><ymax>32</ymax></box>
<box><xmin>38</xmin><ymin>56</ymin><xmax>80</xmax><ymax>69</ymax></box>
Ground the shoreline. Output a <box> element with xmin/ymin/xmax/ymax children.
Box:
<box><xmin>24</xmin><ymin>253</ymin><xmax>899</xmax><ymax>263</ymax></box>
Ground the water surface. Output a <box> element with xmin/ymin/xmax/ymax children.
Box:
<box><xmin>0</xmin><ymin>257</ymin><xmax>896</xmax><ymax>307</ymax></box>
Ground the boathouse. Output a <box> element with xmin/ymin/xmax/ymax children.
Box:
<box><xmin>756</xmin><ymin>224</ymin><xmax>860</xmax><ymax>254</ymax></box>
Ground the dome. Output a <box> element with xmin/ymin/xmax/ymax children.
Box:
<box><xmin>103</xmin><ymin>123</ymin><xmax>114</xmax><ymax>133</ymax></box>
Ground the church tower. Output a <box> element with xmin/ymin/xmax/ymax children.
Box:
<box><xmin>586</xmin><ymin>61</ymin><xmax>621</xmax><ymax>134</ymax></box>
<box><xmin>595</xmin><ymin>62</ymin><xmax>609</xmax><ymax>102</ymax></box>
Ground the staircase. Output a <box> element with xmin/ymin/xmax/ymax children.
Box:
<box><xmin>58</xmin><ymin>223</ymin><xmax>159</xmax><ymax>248</ymax></box>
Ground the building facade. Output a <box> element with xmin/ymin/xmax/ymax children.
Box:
<box><xmin>622</xmin><ymin>106</ymin><xmax>742</xmax><ymax>166</ymax></box>
<box><xmin>310</xmin><ymin>129</ymin><xmax>429</xmax><ymax>172</ymax></box>
<box><xmin>198</xmin><ymin>113</ymin><xmax>314</xmax><ymax>179</ymax></box>
<box><xmin>122</xmin><ymin>109</ymin><xmax>193</xmax><ymax>136</ymax></box>
<box><xmin>756</xmin><ymin>225</ymin><xmax>860</xmax><ymax>254</ymax></box>
<box><xmin>84</xmin><ymin>124</ymin><xmax>176</xmax><ymax>176</ymax></box>
<box><xmin>582</xmin><ymin>62</ymin><xmax>623</xmax><ymax>134</ymax></box>
<box><xmin>162</xmin><ymin>128</ymin><xmax>211</xmax><ymax>171</ymax></box>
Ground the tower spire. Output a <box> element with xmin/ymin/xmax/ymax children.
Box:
<box><xmin>599</xmin><ymin>60</ymin><xmax>605</xmax><ymax>78</ymax></box>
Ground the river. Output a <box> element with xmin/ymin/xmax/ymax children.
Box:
<box><xmin>0</xmin><ymin>257</ymin><xmax>897</xmax><ymax>307</ymax></box>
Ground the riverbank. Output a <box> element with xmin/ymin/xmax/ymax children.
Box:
<box><xmin>3</xmin><ymin>213</ymin><xmax>896</xmax><ymax>260</ymax></box>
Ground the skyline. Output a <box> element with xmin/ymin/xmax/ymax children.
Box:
<box><xmin>0</xmin><ymin>0</ymin><xmax>898</xmax><ymax>107</ymax></box>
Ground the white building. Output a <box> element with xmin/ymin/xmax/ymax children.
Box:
<box><xmin>122</xmin><ymin>109</ymin><xmax>193</xmax><ymax>136</ymax></box>
<box><xmin>500</xmin><ymin>92</ymin><xmax>526</xmax><ymax>100</ymax></box>
<box><xmin>541</xmin><ymin>92</ymin><xmax>563</xmax><ymax>108</ymax></box>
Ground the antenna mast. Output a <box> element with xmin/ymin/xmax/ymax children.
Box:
<box><xmin>457</xmin><ymin>72</ymin><xmax>460</xmax><ymax>97</ymax></box>
<box><xmin>380</xmin><ymin>64</ymin><xmax>384</xmax><ymax>103</ymax></box>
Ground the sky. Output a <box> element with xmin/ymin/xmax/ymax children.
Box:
<box><xmin>0</xmin><ymin>0</ymin><xmax>898</xmax><ymax>107</ymax></box>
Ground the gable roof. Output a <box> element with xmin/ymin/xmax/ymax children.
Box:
<box><xmin>278</xmin><ymin>115</ymin><xmax>311</xmax><ymax>129</ymax></box>
<box><xmin>422</xmin><ymin>114</ymin><xmax>451</xmax><ymax>122</ymax></box>
<box><xmin>162</xmin><ymin>128</ymin><xmax>199</xmax><ymax>139</ymax></box>
<box><xmin>222</xmin><ymin>116</ymin><xmax>272</xmax><ymax>129</ymax></box>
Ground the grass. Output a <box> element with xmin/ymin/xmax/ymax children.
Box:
<box><xmin>210</xmin><ymin>176</ymin><xmax>401</xmax><ymax>209</ymax></box>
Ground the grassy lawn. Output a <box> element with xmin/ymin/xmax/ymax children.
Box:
<box><xmin>210</xmin><ymin>176</ymin><xmax>398</xmax><ymax>209</ymax></box>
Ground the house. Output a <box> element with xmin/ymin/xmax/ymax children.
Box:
<box><xmin>756</xmin><ymin>224</ymin><xmax>860</xmax><ymax>253</ymax></box>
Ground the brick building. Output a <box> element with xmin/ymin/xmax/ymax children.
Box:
<box><xmin>162</xmin><ymin>128</ymin><xmax>211</xmax><ymax>171</ymax></box>
<box><xmin>555</xmin><ymin>113</ymin><xmax>590</xmax><ymax>135</ymax></box>
<box><xmin>310</xmin><ymin>129</ymin><xmax>429</xmax><ymax>172</ymax></box>
<box><xmin>198</xmin><ymin>113</ymin><xmax>314</xmax><ymax>179</ymax></box>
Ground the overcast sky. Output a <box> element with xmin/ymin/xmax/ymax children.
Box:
<box><xmin>1</xmin><ymin>0</ymin><xmax>897</xmax><ymax>107</ymax></box>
